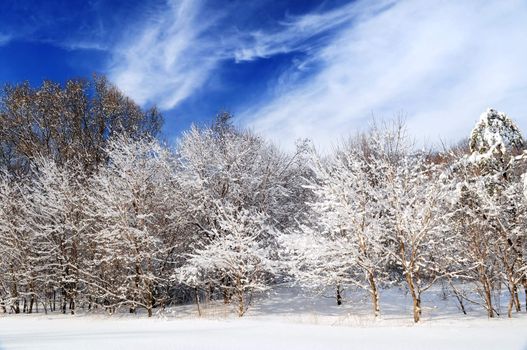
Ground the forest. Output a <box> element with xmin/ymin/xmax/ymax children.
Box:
<box><xmin>0</xmin><ymin>76</ymin><xmax>526</xmax><ymax>323</ymax></box>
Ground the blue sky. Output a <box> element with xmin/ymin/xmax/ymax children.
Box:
<box><xmin>1</xmin><ymin>0</ymin><xmax>527</xmax><ymax>150</ymax></box>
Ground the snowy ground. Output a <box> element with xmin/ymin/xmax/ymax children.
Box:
<box><xmin>1</xmin><ymin>286</ymin><xmax>527</xmax><ymax>350</ymax></box>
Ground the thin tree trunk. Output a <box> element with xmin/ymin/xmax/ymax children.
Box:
<box><xmin>194</xmin><ymin>287</ymin><xmax>202</xmax><ymax>317</ymax></box>
<box><xmin>482</xmin><ymin>278</ymin><xmax>494</xmax><ymax>318</ymax></box>
<box><xmin>368</xmin><ymin>271</ymin><xmax>380</xmax><ymax>316</ymax></box>
<box><xmin>507</xmin><ymin>283</ymin><xmax>520</xmax><ymax>318</ymax></box>
<box><xmin>29</xmin><ymin>294</ymin><xmax>34</xmax><ymax>314</ymax></box>
<box><xmin>448</xmin><ymin>280</ymin><xmax>467</xmax><ymax>315</ymax></box>
<box><xmin>12</xmin><ymin>281</ymin><xmax>20</xmax><ymax>314</ymax></box>
<box><xmin>236</xmin><ymin>275</ymin><xmax>245</xmax><ymax>317</ymax></box>
<box><xmin>405</xmin><ymin>273</ymin><xmax>421</xmax><ymax>323</ymax></box>
<box><xmin>61</xmin><ymin>296</ymin><xmax>67</xmax><ymax>314</ymax></box>
<box><xmin>222</xmin><ymin>276</ymin><xmax>231</xmax><ymax>304</ymax></box>
<box><xmin>146</xmin><ymin>283</ymin><xmax>154</xmax><ymax>318</ymax></box>
<box><xmin>70</xmin><ymin>297</ymin><xmax>75</xmax><ymax>315</ymax></box>
<box><xmin>237</xmin><ymin>290</ymin><xmax>245</xmax><ymax>317</ymax></box>
<box><xmin>336</xmin><ymin>284</ymin><xmax>343</xmax><ymax>306</ymax></box>
<box><xmin>14</xmin><ymin>299</ymin><xmax>20</xmax><ymax>314</ymax></box>
<box><xmin>413</xmin><ymin>296</ymin><xmax>422</xmax><ymax>323</ymax></box>
<box><xmin>513</xmin><ymin>285</ymin><xmax>521</xmax><ymax>312</ymax></box>
<box><xmin>223</xmin><ymin>288</ymin><xmax>230</xmax><ymax>304</ymax></box>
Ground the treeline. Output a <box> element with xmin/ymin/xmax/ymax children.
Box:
<box><xmin>0</xmin><ymin>77</ymin><xmax>526</xmax><ymax>322</ymax></box>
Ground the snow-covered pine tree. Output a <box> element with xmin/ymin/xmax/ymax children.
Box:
<box><xmin>448</xmin><ymin>108</ymin><xmax>526</xmax><ymax>317</ymax></box>
<box><xmin>469</xmin><ymin>108</ymin><xmax>524</xmax><ymax>162</ymax></box>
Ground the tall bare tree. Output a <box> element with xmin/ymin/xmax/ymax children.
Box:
<box><xmin>0</xmin><ymin>75</ymin><xmax>162</xmax><ymax>173</ymax></box>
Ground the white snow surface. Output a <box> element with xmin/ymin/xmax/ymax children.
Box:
<box><xmin>1</xmin><ymin>287</ymin><xmax>526</xmax><ymax>350</ymax></box>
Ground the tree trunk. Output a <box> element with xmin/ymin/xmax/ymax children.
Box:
<box><xmin>222</xmin><ymin>277</ymin><xmax>232</xmax><ymax>304</ymax></box>
<box><xmin>194</xmin><ymin>287</ymin><xmax>202</xmax><ymax>317</ymax></box>
<box><xmin>513</xmin><ymin>286</ymin><xmax>521</xmax><ymax>312</ymax></box>
<box><xmin>507</xmin><ymin>283</ymin><xmax>521</xmax><ymax>318</ymax></box>
<box><xmin>336</xmin><ymin>284</ymin><xmax>342</xmax><ymax>306</ymax></box>
<box><xmin>69</xmin><ymin>298</ymin><xmax>75</xmax><ymax>315</ymax></box>
<box><xmin>237</xmin><ymin>289</ymin><xmax>245</xmax><ymax>317</ymax></box>
<box><xmin>61</xmin><ymin>297</ymin><xmax>67</xmax><ymax>314</ymax></box>
<box><xmin>13</xmin><ymin>299</ymin><xmax>20</xmax><ymax>314</ymax></box>
<box><xmin>29</xmin><ymin>294</ymin><xmax>35</xmax><ymax>314</ymax></box>
<box><xmin>448</xmin><ymin>280</ymin><xmax>467</xmax><ymax>315</ymax></box>
<box><xmin>236</xmin><ymin>275</ymin><xmax>245</xmax><ymax>317</ymax></box>
<box><xmin>368</xmin><ymin>271</ymin><xmax>380</xmax><ymax>316</ymax></box>
<box><xmin>223</xmin><ymin>289</ymin><xmax>230</xmax><ymax>304</ymax></box>
<box><xmin>12</xmin><ymin>281</ymin><xmax>20</xmax><ymax>314</ymax></box>
<box><xmin>412</xmin><ymin>294</ymin><xmax>421</xmax><ymax>323</ymax></box>
<box><xmin>482</xmin><ymin>278</ymin><xmax>494</xmax><ymax>318</ymax></box>
<box><xmin>405</xmin><ymin>273</ymin><xmax>421</xmax><ymax>323</ymax></box>
<box><xmin>146</xmin><ymin>285</ymin><xmax>154</xmax><ymax>318</ymax></box>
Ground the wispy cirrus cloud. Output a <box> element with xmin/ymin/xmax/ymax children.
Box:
<box><xmin>242</xmin><ymin>0</ymin><xmax>527</xmax><ymax>150</ymax></box>
<box><xmin>0</xmin><ymin>33</ymin><xmax>11</xmax><ymax>46</ymax></box>
<box><xmin>108</xmin><ymin>0</ymin><xmax>217</xmax><ymax>110</ymax></box>
<box><xmin>104</xmin><ymin>0</ymin><xmax>527</xmax><ymax>150</ymax></box>
<box><xmin>230</xmin><ymin>1</ymin><xmax>392</xmax><ymax>62</ymax></box>
<box><xmin>106</xmin><ymin>0</ymin><xmax>385</xmax><ymax>111</ymax></box>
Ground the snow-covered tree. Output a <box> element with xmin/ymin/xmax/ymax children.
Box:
<box><xmin>447</xmin><ymin>109</ymin><xmax>527</xmax><ymax>318</ymax></box>
<box><xmin>175</xmin><ymin>116</ymin><xmax>306</xmax><ymax>310</ymax></box>
<box><xmin>469</xmin><ymin>108</ymin><xmax>524</xmax><ymax>161</ymax></box>
<box><xmin>285</xmin><ymin>139</ymin><xmax>389</xmax><ymax>315</ymax></box>
<box><xmin>382</xmin><ymin>154</ymin><xmax>448</xmax><ymax>323</ymax></box>
<box><xmin>176</xmin><ymin>120</ymin><xmax>304</xmax><ymax>230</ymax></box>
<box><xmin>0</xmin><ymin>171</ymin><xmax>36</xmax><ymax>313</ymax></box>
<box><xmin>181</xmin><ymin>204</ymin><xmax>278</xmax><ymax>316</ymax></box>
<box><xmin>85</xmin><ymin>135</ymin><xmax>176</xmax><ymax>316</ymax></box>
<box><xmin>23</xmin><ymin>158</ymin><xmax>89</xmax><ymax>314</ymax></box>
<box><xmin>447</xmin><ymin>163</ymin><xmax>502</xmax><ymax>317</ymax></box>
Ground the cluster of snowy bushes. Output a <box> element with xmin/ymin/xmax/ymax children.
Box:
<box><xmin>1</xmin><ymin>106</ymin><xmax>526</xmax><ymax>322</ymax></box>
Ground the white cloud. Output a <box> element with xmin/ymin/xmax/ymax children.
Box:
<box><xmin>107</xmin><ymin>0</ymin><xmax>382</xmax><ymax>110</ymax></box>
<box><xmin>242</xmin><ymin>0</ymin><xmax>527</xmax><ymax>151</ymax></box>
<box><xmin>0</xmin><ymin>33</ymin><xmax>11</xmax><ymax>46</ymax></box>
<box><xmin>231</xmin><ymin>1</ymin><xmax>389</xmax><ymax>62</ymax></box>
<box><xmin>107</xmin><ymin>0</ymin><xmax>527</xmax><ymax>150</ymax></box>
<box><xmin>108</xmin><ymin>0</ymin><xmax>217</xmax><ymax>110</ymax></box>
